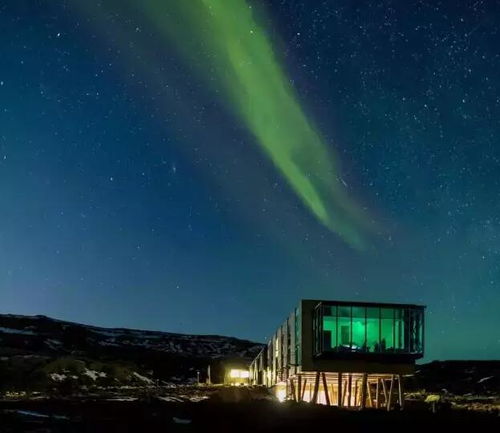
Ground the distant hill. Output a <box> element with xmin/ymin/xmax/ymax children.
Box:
<box><xmin>409</xmin><ymin>360</ymin><xmax>500</xmax><ymax>395</ymax></box>
<box><xmin>0</xmin><ymin>314</ymin><xmax>264</xmax><ymax>393</ymax></box>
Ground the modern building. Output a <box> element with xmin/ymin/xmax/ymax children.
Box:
<box><xmin>249</xmin><ymin>299</ymin><xmax>425</xmax><ymax>409</ymax></box>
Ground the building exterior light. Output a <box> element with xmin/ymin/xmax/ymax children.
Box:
<box><xmin>229</xmin><ymin>369</ymin><xmax>249</xmax><ymax>379</ymax></box>
<box><xmin>276</xmin><ymin>387</ymin><xmax>286</xmax><ymax>402</ymax></box>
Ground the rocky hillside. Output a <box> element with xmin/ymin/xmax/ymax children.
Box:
<box><xmin>409</xmin><ymin>360</ymin><xmax>500</xmax><ymax>395</ymax></box>
<box><xmin>0</xmin><ymin>314</ymin><xmax>264</xmax><ymax>393</ymax></box>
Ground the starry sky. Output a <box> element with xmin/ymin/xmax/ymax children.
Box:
<box><xmin>1</xmin><ymin>0</ymin><xmax>499</xmax><ymax>361</ymax></box>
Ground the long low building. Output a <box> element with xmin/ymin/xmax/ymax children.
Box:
<box><xmin>249</xmin><ymin>299</ymin><xmax>425</xmax><ymax>409</ymax></box>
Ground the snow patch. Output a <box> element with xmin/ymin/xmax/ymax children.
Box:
<box><xmin>132</xmin><ymin>372</ymin><xmax>154</xmax><ymax>385</ymax></box>
<box><xmin>158</xmin><ymin>396</ymin><xmax>185</xmax><ymax>402</ymax></box>
<box><xmin>173</xmin><ymin>416</ymin><xmax>191</xmax><ymax>424</ymax></box>
<box><xmin>45</xmin><ymin>339</ymin><xmax>63</xmax><ymax>349</ymax></box>
<box><xmin>477</xmin><ymin>376</ymin><xmax>494</xmax><ymax>384</ymax></box>
<box><xmin>84</xmin><ymin>369</ymin><xmax>107</xmax><ymax>381</ymax></box>
<box><xmin>49</xmin><ymin>373</ymin><xmax>67</xmax><ymax>382</ymax></box>
<box><xmin>0</xmin><ymin>327</ymin><xmax>36</xmax><ymax>335</ymax></box>
<box><xmin>106</xmin><ymin>397</ymin><xmax>138</xmax><ymax>401</ymax></box>
<box><xmin>7</xmin><ymin>410</ymin><xmax>69</xmax><ymax>420</ymax></box>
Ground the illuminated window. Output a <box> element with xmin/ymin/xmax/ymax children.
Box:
<box><xmin>380</xmin><ymin>308</ymin><xmax>395</xmax><ymax>351</ymax></box>
<box><xmin>316</xmin><ymin>303</ymin><xmax>424</xmax><ymax>356</ymax></box>
<box><xmin>351</xmin><ymin>306</ymin><xmax>366</xmax><ymax>351</ymax></box>
<box><xmin>366</xmin><ymin>307</ymin><xmax>380</xmax><ymax>352</ymax></box>
<box><xmin>230</xmin><ymin>369</ymin><xmax>249</xmax><ymax>379</ymax></box>
<box><xmin>394</xmin><ymin>309</ymin><xmax>406</xmax><ymax>352</ymax></box>
<box><xmin>322</xmin><ymin>305</ymin><xmax>337</xmax><ymax>350</ymax></box>
<box><xmin>338</xmin><ymin>306</ymin><xmax>351</xmax><ymax>351</ymax></box>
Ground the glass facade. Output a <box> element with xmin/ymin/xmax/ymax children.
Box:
<box><xmin>315</xmin><ymin>302</ymin><xmax>424</xmax><ymax>356</ymax></box>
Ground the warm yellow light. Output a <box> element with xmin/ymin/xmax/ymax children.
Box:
<box><xmin>229</xmin><ymin>369</ymin><xmax>249</xmax><ymax>379</ymax></box>
<box><xmin>276</xmin><ymin>387</ymin><xmax>286</xmax><ymax>402</ymax></box>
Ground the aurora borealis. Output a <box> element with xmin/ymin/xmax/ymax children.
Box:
<box><xmin>1</xmin><ymin>0</ymin><xmax>499</xmax><ymax>360</ymax></box>
<box><xmin>140</xmin><ymin>0</ymin><xmax>371</xmax><ymax>249</ymax></box>
<box><xmin>78</xmin><ymin>0</ymin><xmax>372</xmax><ymax>249</ymax></box>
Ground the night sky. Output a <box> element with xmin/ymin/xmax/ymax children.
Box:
<box><xmin>1</xmin><ymin>0</ymin><xmax>499</xmax><ymax>361</ymax></box>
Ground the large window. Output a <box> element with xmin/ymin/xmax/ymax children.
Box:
<box><xmin>366</xmin><ymin>307</ymin><xmax>380</xmax><ymax>352</ymax></box>
<box><xmin>337</xmin><ymin>306</ymin><xmax>352</xmax><ymax>351</ymax></box>
<box><xmin>380</xmin><ymin>308</ymin><xmax>394</xmax><ymax>351</ymax></box>
<box><xmin>351</xmin><ymin>307</ymin><xmax>366</xmax><ymax>351</ymax></box>
<box><xmin>394</xmin><ymin>309</ymin><xmax>407</xmax><ymax>352</ymax></box>
<box><xmin>322</xmin><ymin>305</ymin><xmax>336</xmax><ymax>351</ymax></box>
<box><xmin>315</xmin><ymin>303</ymin><xmax>424</xmax><ymax>357</ymax></box>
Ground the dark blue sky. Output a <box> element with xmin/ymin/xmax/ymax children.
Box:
<box><xmin>1</xmin><ymin>0</ymin><xmax>499</xmax><ymax>360</ymax></box>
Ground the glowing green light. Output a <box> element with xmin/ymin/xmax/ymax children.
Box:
<box><xmin>114</xmin><ymin>0</ymin><xmax>373</xmax><ymax>248</ymax></box>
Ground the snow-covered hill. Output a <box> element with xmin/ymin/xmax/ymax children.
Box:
<box><xmin>0</xmin><ymin>314</ymin><xmax>262</xmax><ymax>359</ymax></box>
<box><xmin>0</xmin><ymin>314</ymin><xmax>264</xmax><ymax>390</ymax></box>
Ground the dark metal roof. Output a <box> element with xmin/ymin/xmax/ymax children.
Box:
<box><xmin>303</xmin><ymin>299</ymin><xmax>426</xmax><ymax>309</ymax></box>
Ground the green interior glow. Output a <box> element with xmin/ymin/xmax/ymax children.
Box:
<box><xmin>133</xmin><ymin>0</ymin><xmax>372</xmax><ymax>249</ymax></box>
<box><xmin>321</xmin><ymin>305</ymin><xmax>422</xmax><ymax>354</ymax></box>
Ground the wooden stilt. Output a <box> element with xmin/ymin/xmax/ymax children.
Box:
<box><xmin>312</xmin><ymin>372</ymin><xmax>320</xmax><ymax>404</ymax></box>
<box><xmin>386</xmin><ymin>375</ymin><xmax>394</xmax><ymax>411</ymax></box>
<box><xmin>322</xmin><ymin>373</ymin><xmax>330</xmax><ymax>406</ymax></box>
<box><xmin>297</xmin><ymin>375</ymin><xmax>302</xmax><ymax>402</ymax></box>
<box><xmin>381</xmin><ymin>378</ymin><xmax>388</xmax><ymax>405</ymax></box>
<box><xmin>360</xmin><ymin>373</ymin><xmax>368</xmax><ymax>409</ymax></box>
<box><xmin>342</xmin><ymin>380</ymin><xmax>348</xmax><ymax>406</ymax></box>
<box><xmin>301</xmin><ymin>378</ymin><xmax>307</xmax><ymax>401</ymax></box>
<box><xmin>398</xmin><ymin>375</ymin><xmax>404</xmax><ymax>410</ymax></box>
<box><xmin>347</xmin><ymin>374</ymin><xmax>352</xmax><ymax>407</ymax></box>
<box><xmin>353</xmin><ymin>379</ymin><xmax>359</xmax><ymax>407</ymax></box>
<box><xmin>367</xmin><ymin>380</ymin><xmax>373</xmax><ymax>408</ymax></box>
<box><xmin>290</xmin><ymin>378</ymin><xmax>296</xmax><ymax>402</ymax></box>
<box><xmin>337</xmin><ymin>373</ymin><xmax>343</xmax><ymax>407</ymax></box>
<box><xmin>376</xmin><ymin>379</ymin><xmax>380</xmax><ymax>409</ymax></box>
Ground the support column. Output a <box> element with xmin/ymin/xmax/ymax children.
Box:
<box><xmin>367</xmin><ymin>380</ymin><xmax>373</xmax><ymax>408</ymax></box>
<box><xmin>290</xmin><ymin>378</ymin><xmax>296</xmax><ymax>402</ymax></box>
<box><xmin>337</xmin><ymin>372</ymin><xmax>343</xmax><ymax>407</ymax></box>
<box><xmin>360</xmin><ymin>373</ymin><xmax>368</xmax><ymax>409</ymax></box>
<box><xmin>347</xmin><ymin>374</ymin><xmax>352</xmax><ymax>407</ymax></box>
<box><xmin>376</xmin><ymin>379</ymin><xmax>380</xmax><ymax>409</ymax></box>
<box><xmin>322</xmin><ymin>373</ymin><xmax>330</xmax><ymax>406</ymax></box>
<box><xmin>301</xmin><ymin>378</ymin><xmax>307</xmax><ymax>401</ymax></box>
<box><xmin>381</xmin><ymin>378</ymin><xmax>388</xmax><ymax>406</ymax></box>
<box><xmin>297</xmin><ymin>375</ymin><xmax>302</xmax><ymax>402</ymax></box>
<box><xmin>386</xmin><ymin>375</ymin><xmax>394</xmax><ymax>411</ymax></box>
<box><xmin>398</xmin><ymin>375</ymin><xmax>404</xmax><ymax>410</ymax></box>
<box><xmin>353</xmin><ymin>379</ymin><xmax>359</xmax><ymax>407</ymax></box>
<box><xmin>312</xmin><ymin>372</ymin><xmax>320</xmax><ymax>404</ymax></box>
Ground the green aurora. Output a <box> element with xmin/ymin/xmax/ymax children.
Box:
<box><xmin>90</xmin><ymin>0</ymin><xmax>374</xmax><ymax>249</ymax></box>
